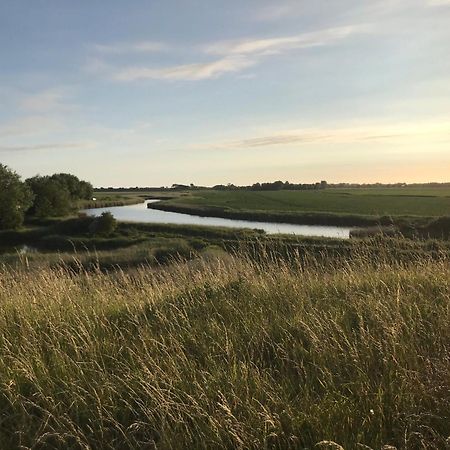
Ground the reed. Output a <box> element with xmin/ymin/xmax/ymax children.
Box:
<box><xmin>0</xmin><ymin>244</ymin><xmax>448</xmax><ymax>449</ymax></box>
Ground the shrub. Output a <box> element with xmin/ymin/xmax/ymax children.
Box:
<box><xmin>89</xmin><ymin>212</ymin><xmax>117</xmax><ymax>236</ymax></box>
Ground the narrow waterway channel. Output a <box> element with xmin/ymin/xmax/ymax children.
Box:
<box><xmin>83</xmin><ymin>200</ymin><xmax>352</xmax><ymax>238</ymax></box>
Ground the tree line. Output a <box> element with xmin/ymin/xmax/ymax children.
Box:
<box><xmin>0</xmin><ymin>164</ymin><xmax>93</xmax><ymax>230</ymax></box>
<box><xmin>212</xmin><ymin>180</ymin><xmax>328</xmax><ymax>191</ymax></box>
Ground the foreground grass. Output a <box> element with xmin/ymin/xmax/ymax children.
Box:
<box><xmin>0</xmin><ymin>249</ymin><xmax>449</xmax><ymax>449</ymax></box>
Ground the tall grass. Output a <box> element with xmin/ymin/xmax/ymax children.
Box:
<box><xmin>0</xmin><ymin>246</ymin><xmax>448</xmax><ymax>449</ymax></box>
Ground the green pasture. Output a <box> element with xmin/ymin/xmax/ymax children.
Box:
<box><xmin>165</xmin><ymin>187</ymin><xmax>450</xmax><ymax>218</ymax></box>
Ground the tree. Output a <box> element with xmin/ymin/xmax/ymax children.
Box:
<box><xmin>78</xmin><ymin>180</ymin><xmax>94</xmax><ymax>200</ymax></box>
<box><xmin>26</xmin><ymin>176</ymin><xmax>72</xmax><ymax>217</ymax></box>
<box><xmin>50</xmin><ymin>173</ymin><xmax>93</xmax><ymax>200</ymax></box>
<box><xmin>0</xmin><ymin>164</ymin><xmax>34</xmax><ymax>229</ymax></box>
<box><xmin>26</xmin><ymin>173</ymin><xmax>94</xmax><ymax>218</ymax></box>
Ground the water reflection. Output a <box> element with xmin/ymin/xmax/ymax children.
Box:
<box><xmin>83</xmin><ymin>200</ymin><xmax>352</xmax><ymax>239</ymax></box>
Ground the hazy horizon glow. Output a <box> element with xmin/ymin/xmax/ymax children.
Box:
<box><xmin>1</xmin><ymin>0</ymin><xmax>449</xmax><ymax>186</ymax></box>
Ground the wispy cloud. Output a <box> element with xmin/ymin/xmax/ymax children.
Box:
<box><xmin>205</xmin><ymin>25</ymin><xmax>367</xmax><ymax>56</ymax></box>
<box><xmin>102</xmin><ymin>25</ymin><xmax>367</xmax><ymax>82</ymax></box>
<box><xmin>236</xmin><ymin>131</ymin><xmax>408</xmax><ymax>147</ymax></box>
<box><xmin>113</xmin><ymin>55</ymin><xmax>255</xmax><ymax>82</ymax></box>
<box><xmin>92</xmin><ymin>41</ymin><xmax>169</xmax><ymax>54</ymax></box>
<box><xmin>0</xmin><ymin>142</ymin><xmax>93</xmax><ymax>153</ymax></box>
<box><xmin>195</xmin><ymin>120</ymin><xmax>450</xmax><ymax>150</ymax></box>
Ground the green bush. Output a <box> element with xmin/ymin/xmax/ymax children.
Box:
<box><xmin>89</xmin><ymin>211</ymin><xmax>117</xmax><ymax>236</ymax></box>
<box><xmin>0</xmin><ymin>164</ymin><xmax>34</xmax><ymax>229</ymax></box>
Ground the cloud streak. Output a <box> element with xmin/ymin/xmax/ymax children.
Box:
<box><xmin>0</xmin><ymin>142</ymin><xmax>92</xmax><ymax>153</ymax></box>
<box><xmin>205</xmin><ymin>25</ymin><xmax>368</xmax><ymax>56</ymax></box>
<box><xmin>196</xmin><ymin>120</ymin><xmax>450</xmax><ymax>150</ymax></box>
<box><xmin>99</xmin><ymin>25</ymin><xmax>368</xmax><ymax>82</ymax></box>
<box><xmin>113</xmin><ymin>55</ymin><xmax>255</xmax><ymax>81</ymax></box>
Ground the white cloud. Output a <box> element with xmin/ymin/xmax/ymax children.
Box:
<box><xmin>205</xmin><ymin>25</ymin><xmax>367</xmax><ymax>56</ymax></box>
<box><xmin>113</xmin><ymin>55</ymin><xmax>256</xmax><ymax>81</ymax></box>
<box><xmin>103</xmin><ymin>24</ymin><xmax>367</xmax><ymax>82</ymax></box>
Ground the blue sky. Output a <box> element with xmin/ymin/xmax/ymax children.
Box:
<box><xmin>1</xmin><ymin>0</ymin><xmax>449</xmax><ymax>186</ymax></box>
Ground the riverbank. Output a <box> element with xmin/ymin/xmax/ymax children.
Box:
<box><xmin>148</xmin><ymin>200</ymin><xmax>386</xmax><ymax>227</ymax></box>
<box><xmin>83</xmin><ymin>200</ymin><xmax>352</xmax><ymax>238</ymax></box>
<box><xmin>1</xmin><ymin>214</ymin><xmax>449</xmax><ymax>271</ymax></box>
<box><xmin>148</xmin><ymin>188</ymin><xmax>450</xmax><ymax>235</ymax></box>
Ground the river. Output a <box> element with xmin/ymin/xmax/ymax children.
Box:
<box><xmin>82</xmin><ymin>200</ymin><xmax>352</xmax><ymax>238</ymax></box>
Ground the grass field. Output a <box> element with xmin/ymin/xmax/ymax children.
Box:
<box><xmin>78</xmin><ymin>191</ymin><xmax>176</xmax><ymax>209</ymax></box>
<box><xmin>0</xmin><ymin>247</ymin><xmax>448</xmax><ymax>449</ymax></box>
<box><xmin>155</xmin><ymin>188</ymin><xmax>450</xmax><ymax>218</ymax></box>
<box><xmin>0</xmin><ymin>216</ymin><xmax>268</xmax><ymax>270</ymax></box>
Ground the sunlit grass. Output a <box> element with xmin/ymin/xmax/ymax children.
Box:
<box><xmin>0</xmin><ymin>246</ymin><xmax>448</xmax><ymax>448</ymax></box>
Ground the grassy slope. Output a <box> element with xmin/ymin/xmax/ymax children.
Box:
<box><xmin>152</xmin><ymin>188</ymin><xmax>450</xmax><ymax>225</ymax></box>
<box><xmin>0</xmin><ymin>251</ymin><xmax>448</xmax><ymax>448</ymax></box>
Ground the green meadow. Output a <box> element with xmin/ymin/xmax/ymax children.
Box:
<box><xmin>153</xmin><ymin>187</ymin><xmax>450</xmax><ymax>218</ymax></box>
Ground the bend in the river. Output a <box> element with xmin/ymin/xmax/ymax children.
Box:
<box><xmin>83</xmin><ymin>200</ymin><xmax>352</xmax><ymax>239</ymax></box>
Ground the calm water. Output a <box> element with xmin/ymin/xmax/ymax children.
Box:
<box><xmin>83</xmin><ymin>200</ymin><xmax>352</xmax><ymax>238</ymax></box>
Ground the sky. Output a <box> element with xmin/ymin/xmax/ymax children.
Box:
<box><xmin>0</xmin><ymin>0</ymin><xmax>449</xmax><ymax>187</ymax></box>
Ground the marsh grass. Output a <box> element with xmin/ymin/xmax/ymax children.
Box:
<box><xmin>0</xmin><ymin>244</ymin><xmax>449</xmax><ymax>449</ymax></box>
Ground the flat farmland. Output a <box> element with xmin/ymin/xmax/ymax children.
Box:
<box><xmin>163</xmin><ymin>188</ymin><xmax>450</xmax><ymax>218</ymax></box>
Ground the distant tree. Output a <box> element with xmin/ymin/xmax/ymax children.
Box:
<box><xmin>171</xmin><ymin>184</ymin><xmax>189</xmax><ymax>190</ymax></box>
<box><xmin>89</xmin><ymin>211</ymin><xmax>117</xmax><ymax>236</ymax></box>
<box><xmin>51</xmin><ymin>173</ymin><xmax>93</xmax><ymax>200</ymax></box>
<box><xmin>26</xmin><ymin>176</ymin><xmax>72</xmax><ymax>217</ymax></box>
<box><xmin>0</xmin><ymin>164</ymin><xmax>34</xmax><ymax>229</ymax></box>
<box><xmin>273</xmin><ymin>180</ymin><xmax>284</xmax><ymax>190</ymax></box>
